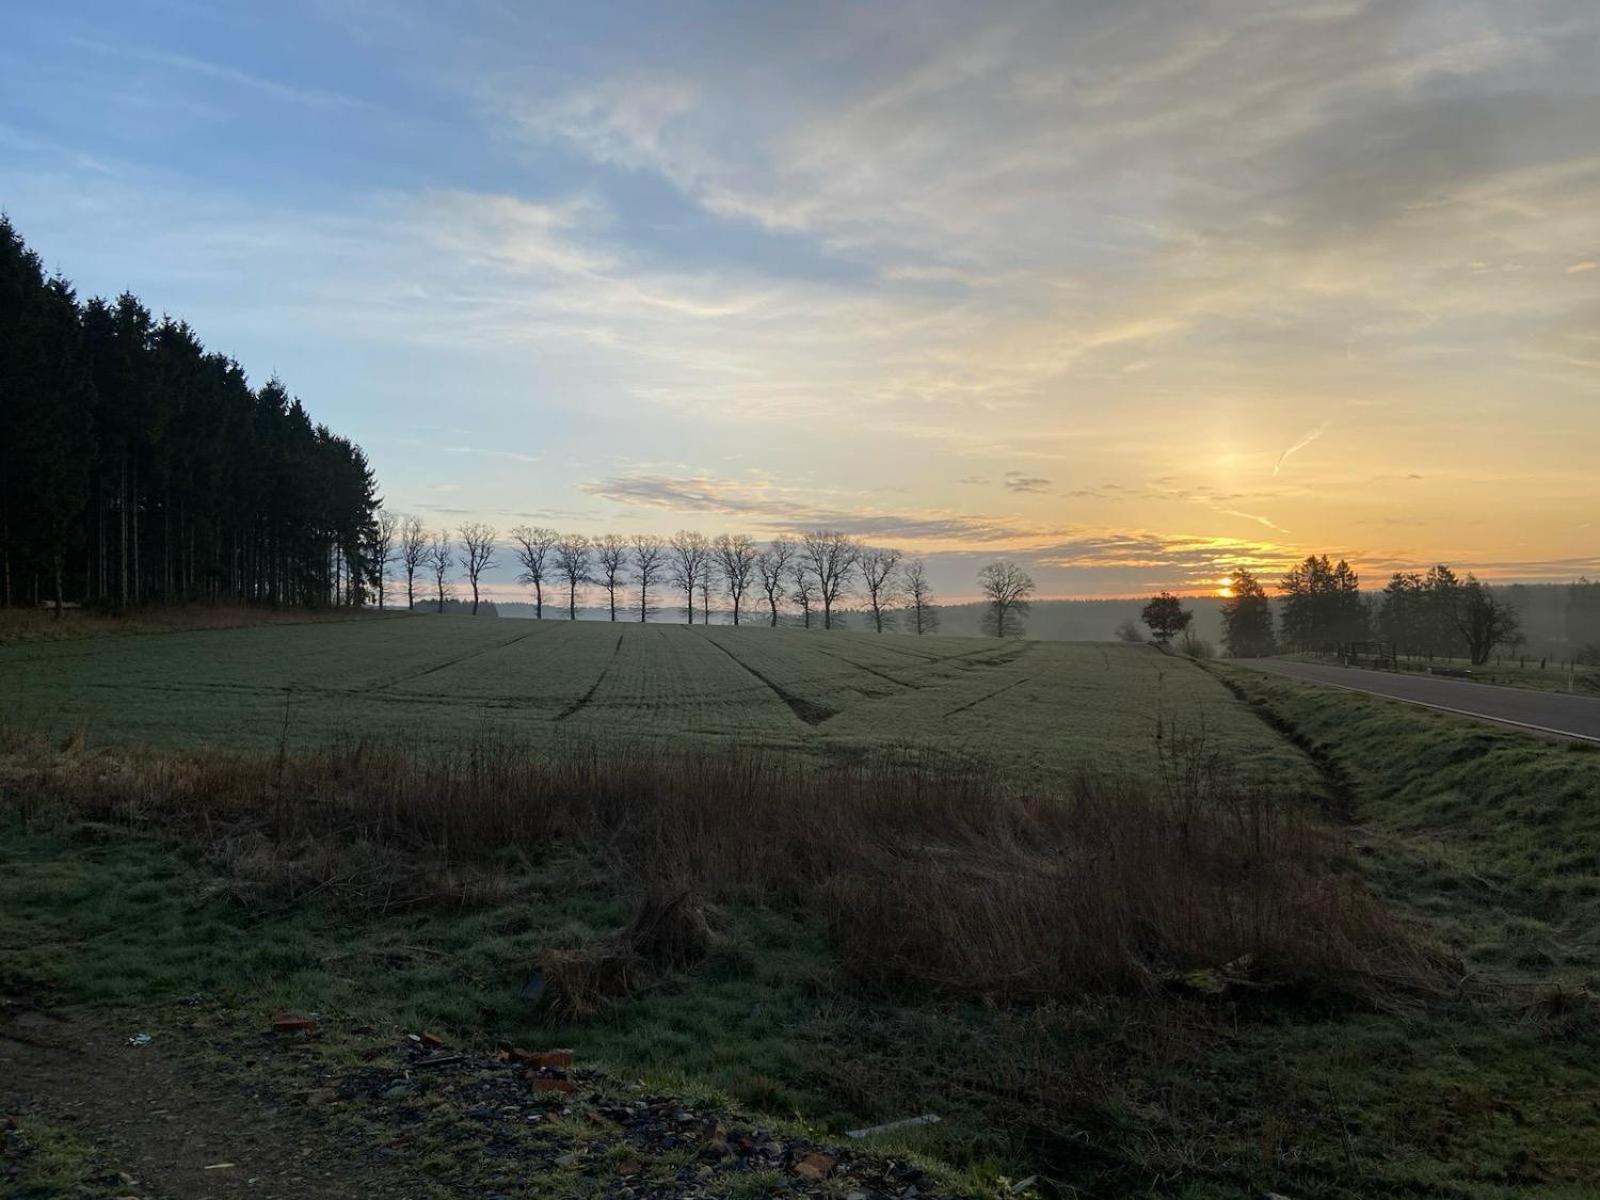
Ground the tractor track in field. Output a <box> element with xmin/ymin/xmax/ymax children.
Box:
<box><xmin>806</xmin><ymin>646</ymin><xmax>920</xmax><ymax>691</ymax></box>
<box><xmin>375</xmin><ymin>628</ymin><xmax>542</xmax><ymax>690</ymax></box>
<box><xmin>943</xmin><ymin>674</ymin><xmax>1034</xmax><ymax>718</ymax></box>
<box><xmin>554</xmin><ymin>633</ymin><xmax>625</xmax><ymax>722</ymax></box>
<box><xmin>702</xmin><ymin>637</ymin><xmax>836</xmax><ymax>726</ymax></box>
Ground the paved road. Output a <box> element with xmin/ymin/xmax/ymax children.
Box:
<box><xmin>1231</xmin><ymin>658</ymin><xmax>1600</xmax><ymax>743</ymax></box>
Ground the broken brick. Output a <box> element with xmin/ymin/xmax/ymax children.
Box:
<box><xmin>510</xmin><ymin>1047</ymin><xmax>574</xmax><ymax>1070</ymax></box>
<box><xmin>270</xmin><ymin>1013</ymin><xmax>317</xmax><ymax>1034</ymax></box>
<box><xmin>532</xmin><ymin>1076</ymin><xmax>578</xmax><ymax>1095</ymax></box>
<box><xmin>419</xmin><ymin>1032</ymin><xmax>446</xmax><ymax>1049</ymax></box>
<box><xmin>794</xmin><ymin>1152</ymin><xmax>835</xmax><ymax>1180</ymax></box>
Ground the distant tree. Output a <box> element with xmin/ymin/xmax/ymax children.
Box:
<box><xmin>510</xmin><ymin>525</ymin><xmax>559</xmax><ymax>619</ymax></box>
<box><xmin>369</xmin><ymin>510</ymin><xmax>399</xmax><ymax>609</ymax></box>
<box><xmin>1566</xmin><ymin>578</ymin><xmax>1600</xmax><ymax>651</ymax></box>
<box><xmin>713</xmin><ymin>533</ymin><xmax>759</xmax><ymax>625</ymax></box>
<box><xmin>1141</xmin><ymin>592</ymin><xmax>1191</xmax><ymax>646</ymax></box>
<box><xmin>1377</xmin><ymin>571</ymin><xmax>1425</xmax><ymax>653</ymax></box>
<box><xmin>858</xmin><ymin>547</ymin><xmax>903</xmax><ymax>633</ymax></box>
<box><xmin>594</xmin><ymin>533</ymin><xmax>628</xmax><ymax>621</ymax></box>
<box><xmin>458</xmin><ymin>523</ymin><xmax>498</xmax><ymax>616</ymax></box>
<box><xmin>791</xmin><ymin>563</ymin><xmax>817</xmax><ymax>629</ymax></box>
<box><xmin>668</xmin><ymin>530</ymin><xmax>710</xmax><ymax>625</ymax></box>
<box><xmin>398</xmin><ymin>515</ymin><xmax>428</xmax><ymax>610</ymax></box>
<box><xmin>1420</xmin><ymin>564</ymin><xmax>1464</xmax><ymax>659</ymax></box>
<box><xmin>1220</xmin><ymin>568</ymin><xmax>1274</xmax><ymax>657</ymax></box>
<box><xmin>698</xmin><ymin>563</ymin><xmax>714</xmax><ymax>625</ymax></box>
<box><xmin>1278</xmin><ymin>556</ymin><xmax>1365</xmax><ymax>651</ymax></box>
<box><xmin>553</xmin><ymin>533</ymin><xmax>591</xmax><ymax>620</ymax></box>
<box><xmin>426</xmin><ymin>530</ymin><xmax>454</xmax><ymax>613</ymax></box>
<box><xmin>1114</xmin><ymin>617</ymin><xmax>1144</xmax><ymax>643</ymax></box>
<box><xmin>979</xmin><ymin>561</ymin><xmax>1035</xmax><ymax>638</ymax></box>
<box><xmin>632</xmin><ymin>534</ymin><xmax>666</xmax><ymax>623</ymax></box>
<box><xmin>1455</xmin><ymin>575</ymin><xmax>1522</xmax><ymax>665</ymax></box>
<box><xmin>801</xmin><ymin>530</ymin><xmax>859</xmax><ymax>630</ymax></box>
<box><xmin>903</xmin><ymin>558</ymin><xmax>938</xmax><ymax>634</ymax></box>
<box><xmin>757</xmin><ymin>537</ymin><xmax>795</xmax><ymax>627</ymax></box>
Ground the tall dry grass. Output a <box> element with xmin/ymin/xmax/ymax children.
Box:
<box><xmin>1</xmin><ymin>727</ymin><xmax>1443</xmax><ymax>1004</ymax></box>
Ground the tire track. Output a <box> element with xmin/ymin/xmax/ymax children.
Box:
<box><xmin>703</xmin><ymin>637</ymin><xmax>836</xmax><ymax>726</ymax></box>
<box><xmin>943</xmin><ymin>674</ymin><xmax>1034</xmax><ymax>718</ymax></box>
<box><xmin>377</xmin><ymin>627</ymin><xmax>542</xmax><ymax>690</ymax></box>
<box><xmin>554</xmin><ymin>632</ymin><xmax>625</xmax><ymax>722</ymax></box>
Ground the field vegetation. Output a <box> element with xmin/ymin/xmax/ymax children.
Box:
<box><xmin>0</xmin><ymin>617</ymin><xmax>1308</xmax><ymax>788</ymax></box>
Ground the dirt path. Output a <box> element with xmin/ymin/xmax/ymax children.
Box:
<box><xmin>1</xmin><ymin>1002</ymin><xmax>430</xmax><ymax>1200</ymax></box>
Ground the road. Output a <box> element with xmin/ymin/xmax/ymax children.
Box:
<box><xmin>1230</xmin><ymin>658</ymin><xmax>1600</xmax><ymax>744</ymax></box>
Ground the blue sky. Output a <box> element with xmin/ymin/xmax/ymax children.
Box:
<box><xmin>3</xmin><ymin>0</ymin><xmax>1597</xmax><ymax>600</ymax></box>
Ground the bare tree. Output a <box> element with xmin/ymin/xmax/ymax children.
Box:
<box><xmin>699</xmin><ymin>567</ymin><xmax>714</xmax><ymax>625</ymax></box>
<box><xmin>713</xmin><ymin>534</ymin><xmax>759</xmax><ymax>626</ymax></box>
<box><xmin>800</xmin><ymin>529</ymin><xmax>859</xmax><ymax>630</ymax></box>
<box><xmin>426</xmin><ymin>530</ymin><xmax>453</xmax><ymax>613</ymax></box>
<box><xmin>398</xmin><ymin>514</ymin><xmax>428</xmax><ymax>610</ymax></box>
<box><xmin>757</xmin><ymin>537</ymin><xmax>795</xmax><ymax>627</ymax></box>
<box><xmin>369</xmin><ymin>510</ymin><xmax>400</xmax><ymax>609</ymax></box>
<box><xmin>978</xmin><ymin>560</ymin><xmax>1035</xmax><ymax>638</ymax></box>
<box><xmin>510</xmin><ymin>525</ymin><xmax>559</xmax><ymax>618</ymax></box>
<box><xmin>668</xmin><ymin>530</ymin><xmax>710</xmax><ymax>625</ymax></box>
<box><xmin>594</xmin><ymin>534</ymin><xmax>628</xmax><ymax>621</ymax></box>
<box><xmin>858</xmin><ymin>547</ymin><xmax>903</xmax><ymax>633</ymax></box>
<box><xmin>632</xmin><ymin>534</ymin><xmax>666</xmax><ymax>623</ymax></box>
<box><xmin>458</xmin><ymin>523</ymin><xmax>498</xmax><ymax>616</ymax></box>
<box><xmin>554</xmin><ymin>534</ymin><xmax>591</xmax><ymax>620</ymax></box>
<box><xmin>903</xmin><ymin>558</ymin><xmax>939</xmax><ymax>634</ymax></box>
<box><xmin>791</xmin><ymin>563</ymin><xmax>817</xmax><ymax>629</ymax></box>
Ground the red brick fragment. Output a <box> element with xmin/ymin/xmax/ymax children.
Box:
<box><xmin>510</xmin><ymin>1047</ymin><xmax>574</xmax><ymax>1070</ymax></box>
<box><xmin>419</xmin><ymin>1032</ymin><xmax>445</xmax><ymax>1049</ymax></box>
<box><xmin>794</xmin><ymin>1152</ymin><xmax>835</xmax><ymax>1180</ymax></box>
<box><xmin>270</xmin><ymin>1012</ymin><xmax>317</xmax><ymax>1034</ymax></box>
<box><xmin>532</xmin><ymin>1076</ymin><xmax>578</xmax><ymax>1094</ymax></box>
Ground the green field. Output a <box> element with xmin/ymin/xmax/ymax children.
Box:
<box><xmin>0</xmin><ymin>616</ymin><xmax>1306</xmax><ymax>785</ymax></box>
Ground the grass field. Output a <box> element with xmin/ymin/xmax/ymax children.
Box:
<box><xmin>0</xmin><ymin>615</ymin><xmax>1308</xmax><ymax>787</ymax></box>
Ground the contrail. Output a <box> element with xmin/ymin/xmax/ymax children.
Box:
<box><xmin>1274</xmin><ymin>421</ymin><xmax>1330</xmax><ymax>475</ymax></box>
<box><xmin>1219</xmin><ymin>508</ymin><xmax>1289</xmax><ymax>534</ymax></box>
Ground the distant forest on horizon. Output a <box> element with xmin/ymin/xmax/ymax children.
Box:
<box><xmin>492</xmin><ymin>584</ymin><xmax>1599</xmax><ymax>661</ymax></box>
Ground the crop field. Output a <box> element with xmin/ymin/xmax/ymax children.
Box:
<box><xmin>0</xmin><ymin>616</ymin><xmax>1306</xmax><ymax>785</ymax></box>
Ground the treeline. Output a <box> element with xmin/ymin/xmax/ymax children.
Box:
<box><xmin>1202</xmin><ymin>558</ymin><xmax>1595</xmax><ymax>665</ymax></box>
<box><xmin>0</xmin><ymin>217</ymin><xmax>381</xmax><ymax>612</ymax></box>
<box><xmin>382</xmin><ymin>521</ymin><xmax>1039</xmax><ymax>637</ymax></box>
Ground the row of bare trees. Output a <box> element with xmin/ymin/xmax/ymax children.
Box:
<box><xmin>369</xmin><ymin>519</ymin><xmax>947</xmax><ymax>629</ymax></box>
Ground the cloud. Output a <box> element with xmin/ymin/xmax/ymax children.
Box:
<box><xmin>1568</xmin><ymin>261</ymin><xmax>1598</xmax><ymax>273</ymax></box>
<box><xmin>580</xmin><ymin>471</ymin><xmax>1046</xmax><ymax>544</ymax></box>
<box><xmin>1004</xmin><ymin>472</ymin><xmax>1051</xmax><ymax>493</ymax></box>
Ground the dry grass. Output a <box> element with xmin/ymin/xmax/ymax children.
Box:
<box><xmin>0</xmin><ymin>603</ymin><xmax>402</xmax><ymax>645</ymax></box>
<box><xmin>1</xmin><ymin>728</ymin><xmax>1445</xmax><ymax>1006</ymax></box>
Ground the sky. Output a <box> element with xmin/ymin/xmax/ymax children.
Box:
<box><xmin>2</xmin><ymin>0</ymin><xmax>1596</xmax><ymax>602</ymax></box>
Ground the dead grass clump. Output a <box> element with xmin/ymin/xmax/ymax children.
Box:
<box><xmin>534</xmin><ymin>890</ymin><xmax>715</xmax><ymax>1020</ymax></box>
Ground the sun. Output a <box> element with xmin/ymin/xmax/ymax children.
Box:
<box><xmin>1215</xmin><ymin>576</ymin><xmax>1234</xmax><ymax>598</ymax></box>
